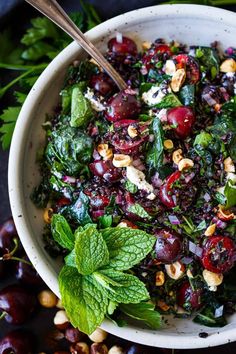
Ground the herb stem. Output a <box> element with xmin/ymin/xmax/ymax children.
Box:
<box><xmin>0</xmin><ymin>62</ymin><xmax>47</xmax><ymax>71</ymax></box>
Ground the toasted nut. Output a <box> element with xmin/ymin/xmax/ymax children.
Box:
<box><xmin>172</xmin><ymin>149</ymin><xmax>183</xmax><ymax>165</ymax></box>
<box><xmin>178</xmin><ymin>158</ymin><xmax>194</xmax><ymax>171</ymax></box>
<box><xmin>90</xmin><ymin>343</ymin><xmax>108</xmax><ymax>354</ymax></box>
<box><xmin>108</xmin><ymin>346</ymin><xmax>124</xmax><ymax>354</ymax></box>
<box><xmin>164</xmin><ymin>59</ymin><xmax>176</xmax><ymax>76</ymax></box>
<box><xmin>53</xmin><ymin>310</ymin><xmax>70</xmax><ymax>330</ymax></box>
<box><xmin>186</xmin><ymin>269</ymin><xmax>194</xmax><ymax>279</ymax></box>
<box><xmin>155</xmin><ymin>271</ymin><xmax>165</xmax><ymax>286</ymax></box>
<box><xmin>142</xmin><ymin>41</ymin><xmax>152</xmax><ymax>50</ymax></box>
<box><xmin>203</xmin><ymin>269</ymin><xmax>223</xmax><ymax>289</ymax></box>
<box><xmin>43</xmin><ymin>207</ymin><xmax>53</xmax><ymax>224</ymax></box>
<box><xmin>164</xmin><ymin>139</ymin><xmax>174</xmax><ymax>150</ymax></box>
<box><xmin>204</xmin><ymin>223</ymin><xmax>216</xmax><ymax>237</ymax></box>
<box><xmin>146</xmin><ymin>192</ymin><xmax>156</xmax><ymax>200</ymax></box>
<box><xmin>165</xmin><ymin>261</ymin><xmax>185</xmax><ymax>280</ymax></box>
<box><xmin>127</xmin><ymin>125</ymin><xmax>138</xmax><ymax>138</ymax></box>
<box><xmin>224</xmin><ymin>157</ymin><xmax>235</xmax><ymax>173</ymax></box>
<box><xmin>112</xmin><ymin>154</ymin><xmax>132</xmax><ymax>168</ymax></box>
<box><xmin>157</xmin><ymin>300</ymin><xmax>170</xmax><ymax>312</ymax></box>
<box><xmin>103</xmin><ymin>148</ymin><xmax>113</xmax><ymax>161</ymax></box>
<box><xmin>70</xmin><ymin>342</ymin><xmax>89</xmax><ymax>354</ymax></box>
<box><xmin>38</xmin><ymin>290</ymin><xmax>58</xmax><ymax>308</ymax></box>
<box><xmin>220</xmin><ymin>58</ymin><xmax>236</xmax><ymax>73</ymax></box>
<box><xmin>88</xmin><ymin>328</ymin><xmax>108</xmax><ymax>343</ymax></box>
<box><xmin>97</xmin><ymin>143</ymin><xmax>108</xmax><ymax>156</ymax></box>
<box><xmin>170</xmin><ymin>68</ymin><xmax>186</xmax><ymax>92</ymax></box>
<box><xmin>217</xmin><ymin>205</ymin><xmax>235</xmax><ymax>221</ymax></box>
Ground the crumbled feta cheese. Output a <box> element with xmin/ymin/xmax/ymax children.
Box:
<box><xmin>84</xmin><ymin>88</ymin><xmax>105</xmax><ymax>111</ymax></box>
<box><xmin>142</xmin><ymin>85</ymin><xmax>170</xmax><ymax>106</ymax></box>
<box><xmin>126</xmin><ymin>165</ymin><xmax>154</xmax><ymax>194</ymax></box>
<box><xmin>147</xmin><ymin>192</ymin><xmax>156</xmax><ymax>200</ymax></box>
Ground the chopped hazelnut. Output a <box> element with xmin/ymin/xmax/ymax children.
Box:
<box><xmin>178</xmin><ymin>158</ymin><xmax>194</xmax><ymax>171</ymax></box>
<box><xmin>220</xmin><ymin>58</ymin><xmax>236</xmax><ymax>73</ymax></box>
<box><xmin>142</xmin><ymin>41</ymin><xmax>152</xmax><ymax>50</ymax></box>
<box><xmin>155</xmin><ymin>271</ymin><xmax>165</xmax><ymax>286</ymax></box>
<box><xmin>88</xmin><ymin>328</ymin><xmax>108</xmax><ymax>343</ymax></box>
<box><xmin>38</xmin><ymin>290</ymin><xmax>58</xmax><ymax>308</ymax></box>
<box><xmin>164</xmin><ymin>139</ymin><xmax>174</xmax><ymax>150</ymax></box>
<box><xmin>53</xmin><ymin>310</ymin><xmax>70</xmax><ymax>330</ymax></box>
<box><xmin>224</xmin><ymin>157</ymin><xmax>235</xmax><ymax>173</ymax></box>
<box><xmin>43</xmin><ymin>207</ymin><xmax>53</xmax><ymax>224</ymax></box>
<box><xmin>171</xmin><ymin>68</ymin><xmax>186</xmax><ymax>92</ymax></box>
<box><xmin>165</xmin><ymin>261</ymin><xmax>185</xmax><ymax>280</ymax></box>
<box><xmin>172</xmin><ymin>149</ymin><xmax>183</xmax><ymax>165</ymax></box>
<box><xmin>204</xmin><ymin>223</ymin><xmax>216</xmax><ymax>237</ymax></box>
<box><xmin>127</xmin><ymin>125</ymin><xmax>138</xmax><ymax>138</ymax></box>
<box><xmin>112</xmin><ymin>154</ymin><xmax>132</xmax><ymax>168</ymax></box>
<box><xmin>203</xmin><ymin>269</ymin><xmax>223</xmax><ymax>289</ymax></box>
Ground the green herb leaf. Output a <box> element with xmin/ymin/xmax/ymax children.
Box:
<box><xmin>80</xmin><ymin>0</ymin><xmax>102</xmax><ymax>30</ymax></box>
<box><xmin>127</xmin><ymin>203</ymin><xmax>152</xmax><ymax>220</ymax></box>
<box><xmin>101</xmin><ymin>227</ymin><xmax>156</xmax><ymax>271</ymax></box>
<box><xmin>21</xmin><ymin>41</ymin><xmax>56</xmax><ymax>61</ymax></box>
<box><xmin>124</xmin><ymin>180</ymin><xmax>138</xmax><ymax>194</ymax></box>
<box><xmin>70</xmin><ymin>84</ymin><xmax>93</xmax><ymax>128</ymax></box>
<box><xmin>146</xmin><ymin>117</ymin><xmax>164</xmax><ymax>172</ymax></box>
<box><xmin>94</xmin><ymin>269</ymin><xmax>149</xmax><ymax>304</ymax></box>
<box><xmin>74</xmin><ymin>225</ymin><xmax>109</xmax><ymax>275</ymax></box>
<box><xmin>194</xmin><ymin>131</ymin><xmax>213</xmax><ymax>148</ymax></box>
<box><xmin>59</xmin><ymin>265</ymin><xmax>108</xmax><ymax>334</ymax></box>
<box><xmin>62</xmin><ymin>191</ymin><xmax>92</xmax><ymax>226</ymax></box>
<box><xmin>51</xmin><ymin>214</ymin><xmax>75</xmax><ymax>251</ymax></box>
<box><xmin>119</xmin><ymin>302</ymin><xmax>161</xmax><ymax>329</ymax></box>
<box><xmin>98</xmin><ymin>215</ymin><xmax>113</xmax><ymax>229</ymax></box>
<box><xmin>224</xmin><ymin>180</ymin><xmax>236</xmax><ymax>209</ymax></box>
<box><xmin>21</xmin><ymin>17</ymin><xmax>59</xmax><ymax>46</ymax></box>
<box><xmin>193</xmin><ymin>305</ymin><xmax>227</xmax><ymax>327</ymax></box>
<box><xmin>0</xmin><ymin>106</ymin><xmax>21</xmax><ymax>150</ymax></box>
<box><xmin>179</xmin><ymin>85</ymin><xmax>195</xmax><ymax>106</ymax></box>
<box><xmin>155</xmin><ymin>93</ymin><xmax>182</xmax><ymax>108</ymax></box>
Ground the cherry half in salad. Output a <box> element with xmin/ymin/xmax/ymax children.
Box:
<box><xmin>32</xmin><ymin>34</ymin><xmax>236</xmax><ymax>331</ymax></box>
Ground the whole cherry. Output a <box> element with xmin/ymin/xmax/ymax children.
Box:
<box><xmin>167</xmin><ymin>106</ymin><xmax>195</xmax><ymax>139</ymax></box>
<box><xmin>0</xmin><ymin>329</ymin><xmax>35</xmax><ymax>354</ymax></box>
<box><xmin>154</xmin><ymin>229</ymin><xmax>183</xmax><ymax>263</ymax></box>
<box><xmin>177</xmin><ymin>281</ymin><xmax>203</xmax><ymax>311</ymax></box>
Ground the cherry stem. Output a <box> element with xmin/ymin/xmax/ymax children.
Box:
<box><xmin>9</xmin><ymin>257</ymin><xmax>32</xmax><ymax>266</ymax></box>
<box><xmin>9</xmin><ymin>238</ymin><xmax>19</xmax><ymax>256</ymax></box>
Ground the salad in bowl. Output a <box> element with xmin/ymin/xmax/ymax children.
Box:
<box><xmin>31</xmin><ymin>32</ymin><xmax>236</xmax><ymax>336</ymax></box>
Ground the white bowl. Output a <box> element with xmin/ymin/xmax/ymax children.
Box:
<box><xmin>8</xmin><ymin>4</ymin><xmax>236</xmax><ymax>349</ymax></box>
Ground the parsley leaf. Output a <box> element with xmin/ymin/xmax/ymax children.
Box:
<box><xmin>0</xmin><ymin>107</ymin><xmax>21</xmax><ymax>150</ymax></box>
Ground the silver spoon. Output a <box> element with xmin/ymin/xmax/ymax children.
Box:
<box><xmin>25</xmin><ymin>0</ymin><xmax>127</xmax><ymax>91</ymax></box>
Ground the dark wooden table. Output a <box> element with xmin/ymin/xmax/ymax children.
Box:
<box><xmin>1</xmin><ymin>1</ymin><xmax>236</xmax><ymax>352</ymax></box>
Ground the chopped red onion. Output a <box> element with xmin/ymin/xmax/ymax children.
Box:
<box><xmin>152</xmin><ymin>172</ymin><xmax>163</xmax><ymax>187</ymax></box>
<box><xmin>124</xmin><ymin>88</ymin><xmax>138</xmax><ymax>95</ymax></box>
<box><xmin>215</xmin><ymin>305</ymin><xmax>224</xmax><ymax>318</ymax></box>
<box><xmin>184</xmin><ymin>172</ymin><xmax>195</xmax><ymax>184</ymax></box>
<box><xmin>93</xmin><ymin>149</ymin><xmax>101</xmax><ymax>160</ymax></box>
<box><xmin>62</xmin><ymin>176</ymin><xmax>76</xmax><ymax>184</ymax></box>
<box><xmin>181</xmin><ymin>257</ymin><xmax>193</xmax><ymax>265</ymax></box>
<box><xmin>116</xmin><ymin>32</ymin><xmax>123</xmax><ymax>43</ymax></box>
<box><xmin>168</xmin><ymin>215</ymin><xmax>181</xmax><ymax>225</ymax></box>
<box><xmin>202</xmin><ymin>93</ymin><xmax>217</xmax><ymax>106</ymax></box>
<box><xmin>189</xmin><ymin>241</ymin><xmax>203</xmax><ymax>257</ymax></box>
<box><xmin>133</xmin><ymin>158</ymin><xmax>145</xmax><ymax>171</ymax></box>
<box><xmin>216</xmin><ymin>219</ymin><xmax>227</xmax><ymax>229</ymax></box>
<box><xmin>203</xmin><ymin>192</ymin><xmax>211</xmax><ymax>202</ymax></box>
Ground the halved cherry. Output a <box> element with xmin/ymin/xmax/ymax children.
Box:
<box><xmin>84</xmin><ymin>190</ymin><xmax>110</xmax><ymax>210</ymax></box>
<box><xmin>154</xmin><ymin>229</ymin><xmax>182</xmax><ymax>263</ymax></box>
<box><xmin>142</xmin><ymin>44</ymin><xmax>173</xmax><ymax>70</ymax></box>
<box><xmin>177</xmin><ymin>281</ymin><xmax>203</xmax><ymax>311</ymax></box>
<box><xmin>174</xmin><ymin>54</ymin><xmax>200</xmax><ymax>84</ymax></box>
<box><xmin>108</xmin><ymin>36</ymin><xmax>138</xmax><ymax>56</ymax></box>
<box><xmin>89</xmin><ymin>72</ymin><xmax>115</xmax><ymax>96</ymax></box>
<box><xmin>159</xmin><ymin>171</ymin><xmax>181</xmax><ymax>208</ymax></box>
<box><xmin>105</xmin><ymin>89</ymin><xmax>141</xmax><ymax>122</ymax></box>
<box><xmin>89</xmin><ymin>160</ymin><xmax>121</xmax><ymax>183</ymax></box>
<box><xmin>202</xmin><ymin>236</ymin><xmax>235</xmax><ymax>274</ymax></box>
<box><xmin>167</xmin><ymin>106</ymin><xmax>195</xmax><ymax>139</ymax></box>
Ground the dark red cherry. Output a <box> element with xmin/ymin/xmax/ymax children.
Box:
<box><xmin>0</xmin><ymin>218</ymin><xmax>18</xmax><ymax>254</ymax></box>
<box><xmin>0</xmin><ymin>284</ymin><xmax>37</xmax><ymax>325</ymax></box>
<box><xmin>142</xmin><ymin>44</ymin><xmax>173</xmax><ymax>70</ymax></box>
<box><xmin>177</xmin><ymin>281</ymin><xmax>203</xmax><ymax>311</ymax></box>
<box><xmin>89</xmin><ymin>72</ymin><xmax>115</xmax><ymax>96</ymax></box>
<box><xmin>105</xmin><ymin>90</ymin><xmax>141</xmax><ymax>122</ymax></box>
<box><xmin>174</xmin><ymin>54</ymin><xmax>200</xmax><ymax>84</ymax></box>
<box><xmin>154</xmin><ymin>229</ymin><xmax>182</xmax><ymax>263</ymax></box>
<box><xmin>159</xmin><ymin>171</ymin><xmax>181</xmax><ymax>208</ymax></box>
<box><xmin>167</xmin><ymin>106</ymin><xmax>195</xmax><ymax>139</ymax></box>
<box><xmin>0</xmin><ymin>329</ymin><xmax>34</xmax><ymax>354</ymax></box>
<box><xmin>89</xmin><ymin>160</ymin><xmax>121</xmax><ymax>183</ymax></box>
<box><xmin>108</xmin><ymin>36</ymin><xmax>137</xmax><ymax>56</ymax></box>
<box><xmin>16</xmin><ymin>258</ymin><xmax>43</xmax><ymax>287</ymax></box>
<box><xmin>202</xmin><ymin>236</ymin><xmax>235</xmax><ymax>274</ymax></box>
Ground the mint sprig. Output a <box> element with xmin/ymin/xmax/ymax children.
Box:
<box><xmin>52</xmin><ymin>217</ymin><xmax>158</xmax><ymax>334</ymax></box>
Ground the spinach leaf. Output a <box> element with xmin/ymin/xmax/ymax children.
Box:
<box><xmin>119</xmin><ymin>302</ymin><xmax>161</xmax><ymax>329</ymax></box>
<box><xmin>154</xmin><ymin>93</ymin><xmax>182</xmax><ymax>108</ymax></box>
<box><xmin>193</xmin><ymin>46</ymin><xmax>220</xmax><ymax>79</ymax></box>
<box><xmin>179</xmin><ymin>85</ymin><xmax>195</xmax><ymax>106</ymax></box>
<box><xmin>51</xmin><ymin>214</ymin><xmax>75</xmax><ymax>251</ymax></box>
<box><xmin>193</xmin><ymin>305</ymin><xmax>227</xmax><ymax>327</ymax></box>
<box><xmin>62</xmin><ymin>191</ymin><xmax>92</xmax><ymax>225</ymax></box>
<box><xmin>70</xmin><ymin>83</ymin><xmax>93</xmax><ymax>128</ymax></box>
<box><xmin>146</xmin><ymin>117</ymin><xmax>164</xmax><ymax>172</ymax></box>
<box><xmin>224</xmin><ymin>180</ymin><xmax>236</xmax><ymax>209</ymax></box>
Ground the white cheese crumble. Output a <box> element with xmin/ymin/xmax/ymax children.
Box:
<box><xmin>155</xmin><ymin>108</ymin><xmax>167</xmax><ymax>122</ymax></box>
<box><xmin>142</xmin><ymin>85</ymin><xmax>170</xmax><ymax>106</ymax></box>
<box><xmin>84</xmin><ymin>88</ymin><xmax>105</xmax><ymax>112</ymax></box>
<box><xmin>126</xmin><ymin>165</ymin><xmax>155</xmax><ymax>199</ymax></box>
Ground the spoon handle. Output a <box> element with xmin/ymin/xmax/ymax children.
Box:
<box><xmin>25</xmin><ymin>0</ymin><xmax>127</xmax><ymax>90</ymax></box>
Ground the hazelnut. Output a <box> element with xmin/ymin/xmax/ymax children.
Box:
<box><xmin>220</xmin><ymin>58</ymin><xmax>236</xmax><ymax>73</ymax></box>
<box><xmin>170</xmin><ymin>68</ymin><xmax>186</xmax><ymax>92</ymax></box>
<box><xmin>157</xmin><ymin>300</ymin><xmax>170</xmax><ymax>312</ymax></box>
<box><xmin>164</xmin><ymin>60</ymin><xmax>176</xmax><ymax>76</ymax></box>
<box><xmin>53</xmin><ymin>310</ymin><xmax>70</xmax><ymax>330</ymax></box>
<box><xmin>88</xmin><ymin>328</ymin><xmax>108</xmax><ymax>343</ymax></box>
<box><xmin>70</xmin><ymin>342</ymin><xmax>89</xmax><ymax>354</ymax></box>
<box><xmin>90</xmin><ymin>343</ymin><xmax>108</xmax><ymax>354</ymax></box>
<box><xmin>127</xmin><ymin>125</ymin><xmax>138</xmax><ymax>138</ymax></box>
<box><xmin>164</xmin><ymin>139</ymin><xmax>174</xmax><ymax>150</ymax></box>
<box><xmin>165</xmin><ymin>261</ymin><xmax>185</xmax><ymax>280</ymax></box>
<box><xmin>224</xmin><ymin>157</ymin><xmax>235</xmax><ymax>173</ymax></box>
<box><xmin>178</xmin><ymin>158</ymin><xmax>194</xmax><ymax>171</ymax></box>
<box><xmin>38</xmin><ymin>290</ymin><xmax>58</xmax><ymax>308</ymax></box>
<box><xmin>204</xmin><ymin>223</ymin><xmax>216</xmax><ymax>237</ymax></box>
<box><xmin>108</xmin><ymin>346</ymin><xmax>124</xmax><ymax>354</ymax></box>
<box><xmin>217</xmin><ymin>205</ymin><xmax>234</xmax><ymax>221</ymax></box>
<box><xmin>203</xmin><ymin>269</ymin><xmax>223</xmax><ymax>289</ymax></box>
<box><xmin>43</xmin><ymin>207</ymin><xmax>53</xmax><ymax>224</ymax></box>
<box><xmin>172</xmin><ymin>149</ymin><xmax>183</xmax><ymax>165</ymax></box>
<box><xmin>155</xmin><ymin>271</ymin><xmax>165</xmax><ymax>286</ymax></box>
<box><xmin>142</xmin><ymin>41</ymin><xmax>152</xmax><ymax>50</ymax></box>
<box><xmin>112</xmin><ymin>154</ymin><xmax>132</xmax><ymax>168</ymax></box>
<box><xmin>97</xmin><ymin>144</ymin><xmax>113</xmax><ymax>161</ymax></box>
<box><xmin>146</xmin><ymin>192</ymin><xmax>156</xmax><ymax>200</ymax></box>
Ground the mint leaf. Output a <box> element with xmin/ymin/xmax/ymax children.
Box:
<box><xmin>127</xmin><ymin>203</ymin><xmax>152</xmax><ymax>220</ymax></box>
<box><xmin>51</xmin><ymin>214</ymin><xmax>75</xmax><ymax>251</ymax></box>
<box><xmin>70</xmin><ymin>84</ymin><xmax>93</xmax><ymax>128</ymax></box>
<box><xmin>75</xmin><ymin>225</ymin><xmax>109</xmax><ymax>275</ymax></box>
<box><xmin>64</xmin><ymin>249</ymin><xmax>76</xmax><ymax>267</ymax></box>
<box><xmin>59</xmin><ymin>265</ymin><xmax>108</xmax><ymax>334</ymax></box>
<box><xmin>119</xmin><ymin>302</ymin><xmax>161</xmax><ymax>329</ymax></box>
<box><xmin>94</xmin><ymin>269</ymin><xmax>149</xmax><ymax>304</ymax></box>
<box><xmin>101</xmin><ymin>228</ymin><xmax>155</xmax><ymax>271</ymax></box>
<box><xmin>124</xmin><ymin>180</ymin><xmax>138</xmax><ymax>194</ymax></box>
<box><xmin>98</xmin><ymin>215</ymin><xmax>113</xmax><ymax>229</ymax></box>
